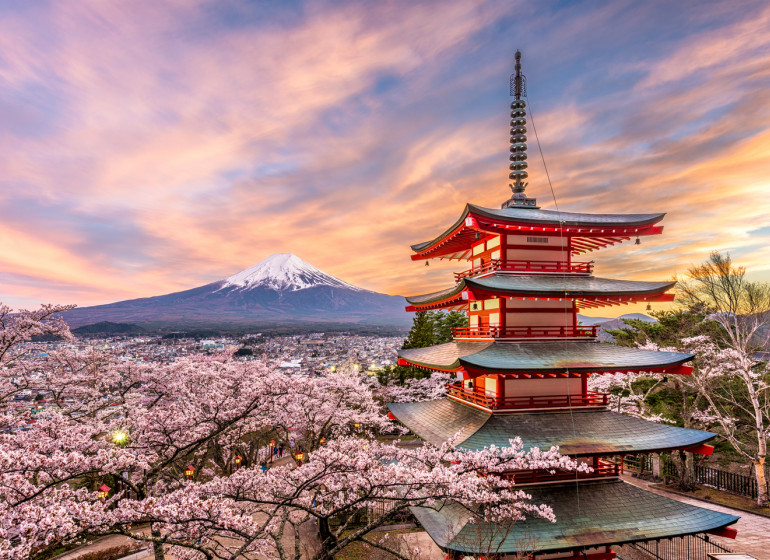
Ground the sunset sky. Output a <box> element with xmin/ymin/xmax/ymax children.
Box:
<box><xmin>1</xmin><ymin>0</ymin><xmax>769</xmax><ymax>316</ymax></box>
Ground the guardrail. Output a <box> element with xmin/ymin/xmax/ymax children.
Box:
<box><xmin>452</xmin><ymin>325</ymin><xmax>598</xmax><ymax>340</ymax></box>
<box><xmin>511</xmin><ymin>458</ymin><xmax>621</xmax><ymax>484</ymax></box>
<box><xmin>445</xmin><ymin>384</ymin><xmax>609</xmax><ymax>410</ymax></box>
<box><xmin>455</xmin><ymin>259</ymin><xmax>593</xmax><ymax>281</ymax></box>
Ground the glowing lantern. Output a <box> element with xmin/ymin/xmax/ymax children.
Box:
<box><xmin>98</xmin><ymin>484</ymin><xmax>111</xmax><ymax>501</ymax></box>
<box><xmin>185</xmin><ymin>465</ymin><xmax>195</xmax><ymax>480</ymax></box>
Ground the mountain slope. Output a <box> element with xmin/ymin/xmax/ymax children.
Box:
<box><xmin>62</xmin><ymin>254</ymin><xmax>409</xmax><ymax>330</ymax></box>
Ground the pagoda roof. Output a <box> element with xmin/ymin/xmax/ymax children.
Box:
<box><xmin>398</xmin><ymin>341</ymin><xmax>693</xmax><ymax>374</ymax></box>
<box><xmin>405</xmin><ymin>274</ymin><xmax>675</xmax><ymax>310</ymax></box>
<box><xmin>411</xmin><ymin>479</ymin><xmax>738</xmax><ymax>555</ymax></box>
<box><xmin>387</xmin><ymin>399</ymin><xmax>715</xmax><ymax>455</ymax></box>
<box><xmin>411</xmin><ymin>204</ymin><xmax>666</xmax><ymax>260</ymax></box>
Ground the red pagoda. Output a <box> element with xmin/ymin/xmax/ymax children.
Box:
<box><xmin>388</xmin><ymin>51</ymin><xmax>739</xmax><ymax>560</ymax></box>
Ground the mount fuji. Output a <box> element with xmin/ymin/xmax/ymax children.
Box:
<box><xmin>62</xmin><ymin>254</ymin><xmax>410</xmax><ymax>331</ymax></box>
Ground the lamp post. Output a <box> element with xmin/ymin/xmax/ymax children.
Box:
<box><xmin>354</xmin><ymin>423</ymin><xmax>360</xmax><ymax>436</ymax></box>
<box><xmin>98</xmin><ymin>484</ymin><xmax>111</xmax><ymax>502</ymax></box>
<box><xmin>269</xmin><ymin>439</ymin><xmax>275</xmax><ymax>463</ymax></box>
<box><xmin>185</xmin><ymin>465</ymin><xmax>195</xmax><ymax>480</ymax></box>
<box><xmin>234</xmin><ymin>455</ymin><xmax>242</xmax><ymax>469</ymax></box>
<box><xmin>295</xmin><ymin>451</ymin><xmax>304</xmax><ymax>466</ymax></box>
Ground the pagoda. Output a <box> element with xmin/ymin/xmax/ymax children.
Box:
<box><xmin>388</xmin><ymin>51</ymin><xmax>740</xmax><ymax>560</ymax></box>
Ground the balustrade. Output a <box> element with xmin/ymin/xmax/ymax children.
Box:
<box><xmin>445</xmin><ymin>384</ymin><xmax>609</xmax><ymax>410</ymax></box>
<box><xmin>454</xmin><ymin>259</ymin><xmax>593</xmax><ymax>281</ymax></box>
<box><xmin>452</xmin><ymin>325</ymin><xmax>597</xmax><ymax>340</ymax></box>
<box><xmin>509</xmin><ymin>458</ymin><xmax>621</xmax><ymax>484</ymax></box>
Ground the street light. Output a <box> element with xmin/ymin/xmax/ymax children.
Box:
<box><xmin>354</xmin><ymin>423</ymin><xmax>360</xmax><ymax>435</ymax></box>
<box><xmin>269</xmin><ymin>439</ymin><xmax>275</xmax><ymax>462</ymax></box>
<box><xmin>234</xmin><ymin>455</ymin><xmax>242</xmax><ymax>468</ymax></box>
<box><xmin>295</xmin><ymin>452</ymin><xmax>304</xmax><ymax>466</ymax></box>
<box><xmin>185</xmin><ymin>465</ymin><xmax>195</xmax><ymax>480</ymax></box>
<box><xmin>98</xmin><ymin>484</ymin><xmax>111</xmax><ymax>502</ymax></box>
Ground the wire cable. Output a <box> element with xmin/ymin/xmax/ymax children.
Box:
<box><xmin>525</xmin><ymin>94</ymin><xmax>585</xmax><ymax>547</ymax></box>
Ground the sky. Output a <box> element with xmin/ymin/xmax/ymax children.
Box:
<box><xmin>1</xmin><ymin>0</ymin><xmax>769</xmax><ymax>317</ymax></box>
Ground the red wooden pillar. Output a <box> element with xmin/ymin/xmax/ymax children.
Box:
<box><xmin>496</xmin><ymin>374</ymin><xmax>505</xmax><ymax>407</ymax></box>
<box><xmin>581</xmin><ymin>372</ymin><xmax>588</xmax><ymax>397</ymax></box>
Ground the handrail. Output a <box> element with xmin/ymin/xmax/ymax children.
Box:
<box><xmin>455</xmin><ymin>259</ymin><xmax>593</xmax><ymax>281</ymax></box>
<box><xmin>445</xmin><ymin>384</ymin><xmax>609</xmax><ymax>410</ymax></box>
<box><xmin>452</xmin><ymin>325</ymin><xmax>598</xmax><ymax>340</ymax></box>
<box><xmin>510</xmin><ymin>458</ymin><xmax>621</xmax><ymax>484</ymax></box>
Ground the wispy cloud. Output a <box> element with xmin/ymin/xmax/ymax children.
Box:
<box><xmin>0</xmin><ymin>0</ymin><xmax>768</xmax><ymax>313</ymax></box>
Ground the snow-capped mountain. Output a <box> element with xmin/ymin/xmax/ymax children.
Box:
<box><xmin>62</xmin><ymin>254</ymin><xmax>408</xmax><ymax>330</ymax></box>
<box><xmin>220</xmin><ymin>254</ymin><xmax>363</xmax><ymax>293</ymax></box>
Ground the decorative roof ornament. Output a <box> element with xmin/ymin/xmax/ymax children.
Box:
<box><xmin>502</xmin><ymin>50</ymin><xmax>538</xmax><ymax>209</ymax></box>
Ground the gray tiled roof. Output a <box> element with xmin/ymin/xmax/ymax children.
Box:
<box><xmin>411</xmin><ymin>203</ymin><xmax>666</xmax><ymax>251</ymax></box>
<box><xmin>398</xmin><ymin>341</ymin><xmax>693</xmax><ymax>372</ymax></box>
<box><xmin>387</xmin><ymin>399</ymin><xmax>715</xmax><ymax>455</ymax></box>
<box><xmin>405</xmin><ymin>274</ymin><xmax>675</xmax><ymax>305</ymax></box>
<box><xmin>412</xmin><ymin>479</ymin><xmax>739</xmax><ymax>554</ymax></box>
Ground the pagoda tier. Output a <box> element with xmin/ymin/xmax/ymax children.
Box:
<box><xmin>405</xmin><ymin>274</ymin><xmax>675</xmax><ymax>312</ymax></box>
<box><xmin>411</xmin><ymin>479</ymin><xmax>739</xmax><ymax>558</ymax></box>
<box><xmin>387</xmin><ymin>50</ymin><xmax>739</xmax><ymax>557</ymax></box>
<box><xmin>397</xmin><ymin>340</ymin><xmax>694</xmax><ymax>377</ymax></box>
<box><xmin>387</xmin><ymin>400</ymin><xmax>715</xmax><ymax>455</ymax></box>
<box><xmin>411</xmin><ymin>204</ymin><xmax>665</xmax><ymax>260</ymax></box>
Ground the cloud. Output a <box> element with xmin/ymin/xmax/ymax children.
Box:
<box><xmin>0</xmin><ymin>0</ymin><xmax>768</xmax><ymax>316</ymax></box>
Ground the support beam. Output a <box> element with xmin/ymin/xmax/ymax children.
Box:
<box><xmin>684</xmin><ymin>443</ymin><xmax>714</xmax><ymax>456</ymax></box>
<box><xmin>708</xmin><ymin>526</ymin><xmax>738</xmax><ymax>539</ymax></box>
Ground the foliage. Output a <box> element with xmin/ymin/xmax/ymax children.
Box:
<box><xmin>379</xmin><ymin>311</ymin><xmax>468</xmax><ymax>385</ymax></box>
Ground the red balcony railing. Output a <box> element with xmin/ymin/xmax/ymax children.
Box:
<box><xmin>452</xmin><ymin>325</ymin><xmax>598</xmax><ymax>340</ymax></box>
<box><xmin>455</xmin><ymin>259</ymin><xmax>593</xmax><ymax>281</ymax></box>
<box><xmin>445</xmin><ymin>384</ymin><xmax>609</xmax><ymax>410</ymax></box>
<box><xmin>508</xmin><ymin>458</ymin><xmax>621</xmax><ymax>484</ymax></box>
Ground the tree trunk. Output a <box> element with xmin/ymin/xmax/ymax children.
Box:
<box><xmin>753</xmin><ymin>458</ymin><xmax>768</xmax><ymax>507</ymax></box>
<box><xmin>677</xmin><ymin>451</ymin><xmax>696</xmax><ymax>492</ymax></box>
<box><xmin>151</xmin><ymin>524</ymin><xmax>165</xmax><ymax>560</ymax></box>
<box><xmin>316</xmin><ymin>517</ymin><xmax>338</xmax><ymax>558</ymax></box>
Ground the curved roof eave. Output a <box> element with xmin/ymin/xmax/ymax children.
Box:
<box><xmin>409</xmin><ymin>203</ymin><xmax>666</xmax><ymax>254</ymax></box>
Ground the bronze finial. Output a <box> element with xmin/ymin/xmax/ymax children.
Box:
<box><xmin>502</xmin><ymin>50</ymin><xmax>537</xmax><ymax>209</ymax></box>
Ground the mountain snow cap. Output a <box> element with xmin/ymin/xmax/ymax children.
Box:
<box><xmin>220</xmin><ymin>253</ymin><xmax>363</xmax><ymax>293</ymax></box>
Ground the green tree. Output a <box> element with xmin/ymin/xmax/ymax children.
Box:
<box><xmin>402</xmin><ymin>311</ymin><xmax>436</xmax><ymax>349</ymax></box>
<box><xmin>605</xmin><ymin>309</ymin><xmax>723</xmax><ymax>491</ymax></box>
<box><xmin>432</xmin><ymin>310</ymin><xmax>468</xmax><ymax>344</ymax></box>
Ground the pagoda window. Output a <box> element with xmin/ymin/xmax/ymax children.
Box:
<box><xmin>484</xmin><ymin>377</ymin><xmax>497</xmax><ymax>397</ymax></box>
<box><xmin>505</xmin><ymin>299</ymin><xmax>573</xmax><ymax>328</ymax></box>
<box><xmin>504</xmin><ymin>377</ymin><xmax>583</xmax><ymax>399</ymax></box>
<box><xmin>505</xmin><ymin>233</ymin><xmax>568</xmax><ymax>261</ymax></box>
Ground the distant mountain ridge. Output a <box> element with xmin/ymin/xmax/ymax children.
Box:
<box><xmin>62</xmin><ymin>254</ymin><xmax>409</xmax><ymax>330</ymax></box>
<box><xmin>578</xmin><ymin>313</ymin><xmax>658</xmax><ymax>342</ymax></box>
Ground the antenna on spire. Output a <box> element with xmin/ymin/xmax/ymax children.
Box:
<box><xmin>502</xmin><ymin>50</ymin><xmax>538</xmax><ymax>209</ymax></box>
<box><xmin>510</xmin><ymin>50</ymin><xmax>526</xmax><ymax>99</ymax></box>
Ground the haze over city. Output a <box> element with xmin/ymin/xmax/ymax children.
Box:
<box><xmin>1</xmin><ymin>0</ymin><xmax>769</xmax><ymax>314</ymax></box>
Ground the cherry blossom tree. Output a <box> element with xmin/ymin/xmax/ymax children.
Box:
<box><xmin>677</xmin><ymin>252</ymin><xmax>770</xmax><ymax>505</ymax></box>
<box><xmin>0</xmin><ymin>303</ymin><xmax>579</xmax><ymax>560</ymax></box>
<box><xmin>681</xmin><ymin>336</ymin><xmax>769</xmax><ymax>505</ymax></box>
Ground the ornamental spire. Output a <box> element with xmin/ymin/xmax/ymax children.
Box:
<box><xmin>502</xmin><ymin>50</ymin><xmax>538</xmax><ymax>209</ymax></box>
